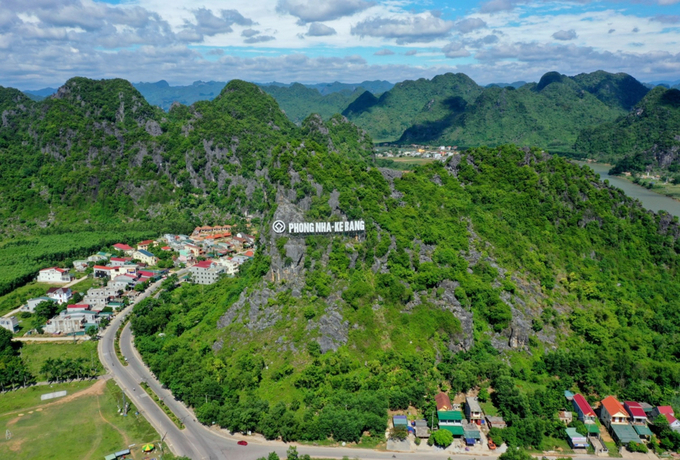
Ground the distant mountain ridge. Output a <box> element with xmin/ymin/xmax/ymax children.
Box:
<box><xmin>345</xmin><ymin>70</ymin><xmax>651</xmax><ymax>150</ymax></box>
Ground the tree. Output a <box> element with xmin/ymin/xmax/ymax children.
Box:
<box><xmin>431</xmin><ymin>429</ymin><xmax>453</xmax><ymax>448</ymax></box>
<box><xmin>286</xmin><ymin>446</ymin><xmax>299</xmax><ymax>460</ymax></box>
<box><xmin>389</xmin><ymin>426</ymin><xmax>409</xmax><ymax>441</ymax></box>
<box><xmin>34</xmin><ymin>301</ymin><xmax>58</xmax><ymax>319</ymax></box>
<box><xmin>86</xmin><ymin>325</ymin><xmax>98</xmax><ymax>339</ymax></box>
<box><xmin>499</xmin><ymin>448</ymin><xmax>536</xmax><ymax>460</ymax></box>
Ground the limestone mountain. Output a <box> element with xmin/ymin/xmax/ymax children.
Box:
<box><xmin>575</xmin><ymin>86</ymin><xmax>680</xmax><ymax>170</ymax></box>
<box><xmin>0</xmin><ymin>77</ymin><xmax>370</xmax><ymax>236</ymax></box>
<box><xmin>396</xmin><ymin>71</ymin><xmax>649</xmax><ymax>151</ymax></box>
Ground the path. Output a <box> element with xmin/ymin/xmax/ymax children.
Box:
<box><xmin>13</xmin><ymin>336</ymin><xmax>89</xmax><ymax>342</ymax></box>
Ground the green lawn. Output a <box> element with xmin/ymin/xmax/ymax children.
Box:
<box><xmin>0</xmin><ymin>283</ymin><xmax>51</xmax><ymax>317</ymax></box>
<box><xmin>69</xmin><ymin>275</ymin><xmax>104</xmax><ymax>294</ymax></box>
<box><xmin>20</xmin><ymin>341</ymin><xmax>103</xmax><ymax>379</ymax></box>
<box><xmin>0</xmin><ymin>379</ymin><xmax>162</xmax><ymax>460</ymax></box>
<box><xmin>0</xmin><ymin>380</ymin><xmax>93</xmax><ymax>414</ymax></box>
<box><xmin>479</xmin><ymin>400</ymin><xmax>498</xmax><ymax>416</ymax></box>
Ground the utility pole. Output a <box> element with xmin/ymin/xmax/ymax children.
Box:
<box><xmin>158</xmin><ymin>432</ymin><xmax>167</xmax><ymax>460</ymax></box>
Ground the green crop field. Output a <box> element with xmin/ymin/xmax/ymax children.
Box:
<box><xmin>0</xmin><ymin>379</ymin><xmax>161</xmax><ymax>460</ymax></box>
<box><xmin>0</xmin><ymin>283</ymin><xmax>51</xmax><ymax>317</ymax></box>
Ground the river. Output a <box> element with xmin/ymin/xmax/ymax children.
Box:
<box><xmin>574</xmin><ymin>161</ymin><xmax>680</xmax><ymax>217</ymax></box>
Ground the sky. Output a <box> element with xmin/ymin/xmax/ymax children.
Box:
<box><xmin>1</xmin><ymin>0</ymin><xmax>680</xmax><ymax>90</ymax></box>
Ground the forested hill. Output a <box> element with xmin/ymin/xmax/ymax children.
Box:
<box><xmin>390</xmin><ymin>71</ymin><xmax>650</xmax><ymax>150</ymax></box>
<box><xmin>130</xmin><ymin>140</ymin><xmax>680</xmax><ymax>449</ymax></box>
<box><xmin>575</xmin><ymin>86</ymin><xmax>680</xmax><ymax>170</ymax></box>
<box><xmin>0</xmin><ymin>77</ymin><xmax>371</xmax><ymax>238</ymax></box>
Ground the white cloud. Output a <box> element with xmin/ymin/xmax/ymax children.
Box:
<box><xmin>442</xmin><ymin>42</ymin><xmax>470</xmax><ymax>58</ymax></box>
<box><xmin>306</xmin><ymin>22</ymin><xmax>336</xmax><ymax>36</ymax></box>
<box><xmin>276</xmin><ymin>0</ymin><xmax>374</xmax><ymax>24</ymax></box>
<box><xmin>552</xmin><ymin>29</ymin><xmax>577</xmax><ymax>40</ymax></box>
<box><xmin>374</xmin><ymin>48</ymin><xmax>394</xmax><ymax>55</ymax></box>
<box><xmin>351</xmin><ymin>13</ymin><xmax>456</xmax><ymax>44</ymax></box>
<box><xmin>454</xmin><ymin>18</ymin><xmax>487</xmax><ymax>34</ymax></box>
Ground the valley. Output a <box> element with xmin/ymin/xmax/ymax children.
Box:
<box><xmin>1</xmin><ymin>74</ymin><xmax>680</xmax><ymax>460</ymax></box>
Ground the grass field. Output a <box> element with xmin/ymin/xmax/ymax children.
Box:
<box><xmin>20</xmin><ymin>341</ymin><xmax>103</xmax><ymax>379</ymax></box>
<box><xmin>0</xmin><ymin>379</ymin><xmax>162</xmax><ymax>460</ymax></box>
<box><xmin>0</xmin><ymin>283</ymin><xmax>52</xmax><ymax>317</ymax></box>
<box><xmin>69</xmin><ymin>275</ymin><xmax>105</xmax><ymax>294</ymax></box>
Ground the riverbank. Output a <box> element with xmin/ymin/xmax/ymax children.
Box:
<box><xmin>573</xmin><ymin>161</ymin><xmax>680</xmax><ymax>217</ymax></box>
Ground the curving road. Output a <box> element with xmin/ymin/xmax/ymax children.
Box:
<box><xmin>100</xmin><ymin>278</ymin><xmax>599</xmax><ymax>460</ymax></box>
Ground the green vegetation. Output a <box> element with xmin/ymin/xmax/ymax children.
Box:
<box><xmin>576</xmin><ymin>87</ymin><xmax>680</xmax><ymax>169</ymax></box>
<box><xmin>0</xmin><ymin>379</ymin><xmax>161</xmax><ymax>460</ymax></box>
<box><xmin>430</xmin><ymin>428</ymin><xmax>453</xmax><ymax>447</ymax></box>
<box><xmin>0</xmin><ymin>283</ymin><xmax>50</xmax><ymax>316</ymax></box>
<box><xmin>261</xmin><ymin>84</ymin><xmax>363</xmax><ymax>124</ymax></box>
<box><xmin>0</xmin><ymin>380</ymin><xmax>92</xmax><ymax>414</ymax></box>
<box><xmin>139</xmin><ymin>381</ymin><xmax>184</xmax><ymax>429</ymax></box>
<box><xmin>0</xmin><ymin>328</ymin><xmax>34</xmax><ymax>391</ymax></box>
<box><xmin>21</xmin><ymin>341</ymin><xmax>102</xmax><ymax>379</ymax></box>
<box><xmin>124</xmin><ymin>140</ymin><xmax>680</xmax><ymax>450</ymax></box>
<box><xmin>0</xmin><ymin>231</ymin><xmax>155</xmax><ymax>297</ymax></box>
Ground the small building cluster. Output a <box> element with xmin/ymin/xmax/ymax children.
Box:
<box><xmin>375</xmin><ymin>144</ymin><xmax>459</xmax><ymax>162</ymax></box>
<box><xmin>564</xmin><ymin>392</ymin><xmax>664</xmax><ymax>452</ymax></box>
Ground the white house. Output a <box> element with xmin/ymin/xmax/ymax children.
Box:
<box><xmin>0</xmin><ymin>316</ymin><xmax>18</xmax><ymax>332</ymax></box>
<box><xmin>47</xmin><ymin>287</ymin><xmax>72</xmax><ymax>304</ymax></box>
<box><xmin>37</xmin><ymin>267</ymin><xmax>73</xmax><ymax>283</ymax></box>
<box><xmin>189</xmin><ymin>260</ymin><xmax>225</xmax><ymax>285</ymax></box>
<box><xmin>216</xmin><ymin>258</ymin><xmax>240</xmax><ymax>276</ymax></box>
<box><xmin>73</xmin><ymin>260</ymin><xmax>89</xmax><ymax>271</ymax></box>
<box><xmin>22</xmin><ymin>296</ymin><xmax>55</xmax><ymax>313</ymax></box>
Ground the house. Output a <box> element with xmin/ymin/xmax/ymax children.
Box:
<box><xmin>216</xmin><ymin>258</ymin><xmax>240</xmax><ymax>276</ymax></box>
<box><xmin>113</xmin><ymin>243</ymin><xmax>134</xmax><ymax>255</ymax></box>
<box><xmin>93</xmin><ymin>266</ymin><xmax>116</xmax><ymax>278</ymax></box>
<box><xmin>109</xmin><ymin>257</ymin><xmax>132</xmax><ymax>267</ymax></box>
<box><xmin>189</xmin><ymin>260</ymin><xmax>225</xmax><ymax>285</ymax></box>
<box><xmin>559</xmin><ymin>411</ymin><xmax>573</xmax><ymax>424</ymax></box>
<box><xmin>600</xmin><ymin>396</ymin><xmax>629</xmax><ymax>428</ymax></box>
<box><xmin>21</xmin><ymin>296</ymin><xmax>55</xmax><ymax>313</ymax></box>
<box><xmin>44</xmin><ymin>310</ymin><xmax>99</xmax><ymax>334</ymax></box>
<box><xmin>624</xmin><ymin>401</ymin><xmax>648</xmax><ymax>425</ymax></box>
<box><xmin>564</xmin><ymin>390</ymin><xmax>575</xmax><ymax>401</ymax></box>
<box><xmin>37</xmin><ymin>267</ymin><xmax>73</xmax><ymax>283</ymax></box>
<box><xmin>486</xmin><ymin>416</ymin><xmax>507</xmax><ymax>429</ymax></box>
<box><xmin>47</xmin><ymin>287</ymin><xmax>72</xmax><ymax>304</ymax></box>
<box><xmin>184</xmin><ymin>244</ymin><xmax>201</xmax><ymax>257</ymax></box>
<box><xmin>435</xmin><ymin>392</ymin><xmax>452</xmax><ymax>411</ymax></box>
<box><xmin>566</xmin><ymin>428</ymin><xmax>589</xmax><ymax>449</ymax></box>
<box><xmin>463</xmin><ymin>422</ymin><xmax>482</xmax><ymax>445</ymax></box>
<box><xmin>414</xmin><ymin>419</ymin><xmax>430</xmax><ymax>438</ymax></box>
<box><xmin>88</xmin><ymin>253</ymin><xmax>107</xmax><ymax>263</ymax></box>
<box><xmin>66</xmin><ymin>304</ymin><xmax>91</xmax><ymax>312</ymax></box>
<box><xmin>652</xmin><ymin>407</ymin><xmax>680</xmax><ymax>432</ymax></box>
<box><xmin>243</xmin><ymin>250</ymin><xmax>255</xmax><ymax>258</ymax></box>
<box><xmin>572</xmin><ymin>394</ymin><xmax>597</xmax><ymax>423</ymax></box>
<box><xmin>393</xmin><ymin>415</ymin><xmax>408</xmax><ymax>428</ymax></box>
<box><xmin>83</xmin><ymin>287</ymin><xmax>119</xmax><ymax>310</ymax></box>
<box><xmin>0</xmin><ymin>316</ymin><xmax>18</xmax><ymax>332</ymax></box>
<box><xmin>465</xmin><ymin>397</ymin><xmax>483</xmax><ymax>425</ymax></box>
<box><xmin>137</xmin><ymin>240</ymin><xmax>155</xmax><ymax>251</ymax></box>
<box><xmin>438</xmin><ymin>411</ymin><xmax>464</xmax><ymax>437</ymax></box>
<box><xmin>132</xmin><ymin>250</ymin><xmax>157</xmax><ymax>266</ymax></box>
<box><xmin>73</xmin><ymin>260</ymin><xmax>89</xmax><ymax>272</ymax></box>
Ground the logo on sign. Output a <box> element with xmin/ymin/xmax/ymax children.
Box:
<box><xmin>272</xmin><ymin>220</ymin><xmax>286</xmax><ymax>234</ymax></box>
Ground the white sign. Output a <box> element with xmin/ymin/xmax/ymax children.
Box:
<box><xmin>41</xmin><ymin>390</ymin><xmax>67</xmax><ymax>401</ymax></box>
<box><xmin>273</xmin><ymin>220</ymin><xmax>365</xmax><ymax>235</ymax></box>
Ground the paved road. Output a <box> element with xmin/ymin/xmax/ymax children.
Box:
<box><xmin>101</xmin><ymin>276</ymin><xmax>603</xmax><ymax>460</ymax></box>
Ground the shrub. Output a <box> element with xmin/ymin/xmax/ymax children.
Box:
<box><xmin>431</xmin><ymin>429</ymin><xmax>453</xmax><ymax>448</ymax></box>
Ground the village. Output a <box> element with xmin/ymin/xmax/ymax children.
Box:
<box><xmin>384</xmin><ymin>389</ymin><xmax>672</xmax><ymax>456</ymax></box>
<box><xmin>375</xmin><ymin>144</ymin><xmax>460</xmax><ymax>161</ymax></box>
<box><xmin>0</xmin><ymin>225</ymin><xmax>257</xmax><ymax>337</ymax></box>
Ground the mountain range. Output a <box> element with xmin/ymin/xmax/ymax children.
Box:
<box><xmin>3</xmin><ymin>76</ymin><xmax>680</xmax><ymax>450</ymax></box>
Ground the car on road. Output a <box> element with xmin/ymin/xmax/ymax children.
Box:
<box><xmin>237</xmin><ymin>441</ymin><xmax>248</xmax><ymax>446</ymax></box>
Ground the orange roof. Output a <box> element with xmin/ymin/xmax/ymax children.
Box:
<box><xmin>601</xmin><ymin>396</ymin><xmax>628</xmax><ymax>418</ymax></box>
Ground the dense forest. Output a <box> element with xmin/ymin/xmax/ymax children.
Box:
<box><xmin>130</xmin><ymin>136</ymin><xmax>680</xmax><ymax>450</ymax></box>
<box><xmin>4</xmin><ymin>76</ymin><xmax>680</xmax><ymax>451</ymax></box>
<box><xmin>576</xmin><ymin>86</ymin><xmax>680</xmax><ymax>171</ymax></box>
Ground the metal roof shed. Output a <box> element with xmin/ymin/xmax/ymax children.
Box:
<box><xmin>441</xmin><ymin>425</ymin><xmax>465</xmax><ymax>436</ymax></box>
<box><xmin>438</xmin><ymin>410</ymin><xmax>463</xmax><ymax>421</ymax></box>
<box><xmin>104</xmin><ymin>455</ymin><xmax>116</xmax><ymax>460</ymax></box>
<box><xmin>634</xmin><ymin>425</ymin><xmax>653</xmax><ymax>437</ymax></box>
<box><xmin>611</xmin><ymin>424</ymin><xmax>641</xmax><ymax>444</ymax></box>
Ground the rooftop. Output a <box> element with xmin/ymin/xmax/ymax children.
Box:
<box><xmin>573</xmin><ymin>394</ymin><xmax>596</xmax><ymax>416</ymax></box>
<box><xmin>602</xmin><ymin>396</ymin><xmax>628</xmax><ymax>417</ymax></box>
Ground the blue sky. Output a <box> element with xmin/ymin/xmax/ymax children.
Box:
<box><xmin>1</xmin><ymin>0</ymin><xmax>679</xmax><ymax>89</ymax></box>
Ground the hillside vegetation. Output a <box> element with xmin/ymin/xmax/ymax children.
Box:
<box><xmin>130</xmin><ymin>136</ymin><xmax>680</xmax><ymax>449</ymax></box>
<box><xmin>575</xmin><ymin>86</ymin><xmax>680</xmax><ymax>170</ymax></box>
<box><xmin>0</xmin><ymin>77</ymin><xmax>371</xmax><ymax>238</ymax></box>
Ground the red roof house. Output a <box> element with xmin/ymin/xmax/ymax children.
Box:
<box><xmin>113</xmin><ymin>243</ymin><xmax>133</xmax><ymax>252</ymax></box>
<box><xmin>435</xmin><ymin>392</ymin><xmax>452</xmax><ymax>411</ymax></box>
<box><xmin>624</xmin><ymin>401</ymin><xmax>648</xmax><ymax>424</ymax></box>
<box><xmin>572</xmin><ymin>394</ymin><xmax>596</xmax><ymax>422</ymax></box>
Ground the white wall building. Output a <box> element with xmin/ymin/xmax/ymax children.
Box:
<box><xmin>37</xmin><ymin>267</ymin><xmax>73</xmax><ymax>283</ymax></box>
<box><xmin>47</xmin><ymin>287</ymin><xmax>72</xmax><ymax>304</ymax></box>
<box><xmin>189</xmin><ymin>260</ymin><xmax>225</xmax><ymax>285</ymax></box>
<box><xmin>0</xmin><ymin>316</ymin><xmax>18</xmax><ymax>332</ymax></box>
<box><xmin>22</xmin><ymin>296</ymin><xmax>55</xmax><ymax>313</ymax></box>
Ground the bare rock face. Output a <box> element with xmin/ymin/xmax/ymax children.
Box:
<box><xmin>145</xmin><ymin>120</ymin><xmax>162</xmax><ymax>137</ymax></box>
<box><xmin>435</xmin><ymin>280</ymin><xmax>474</xmax><ymax>352</ymax></box>
<box><xmin>309</xmin><ymin>307</ymin><xmax>349</xmax><ymax>353</ymax></box>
